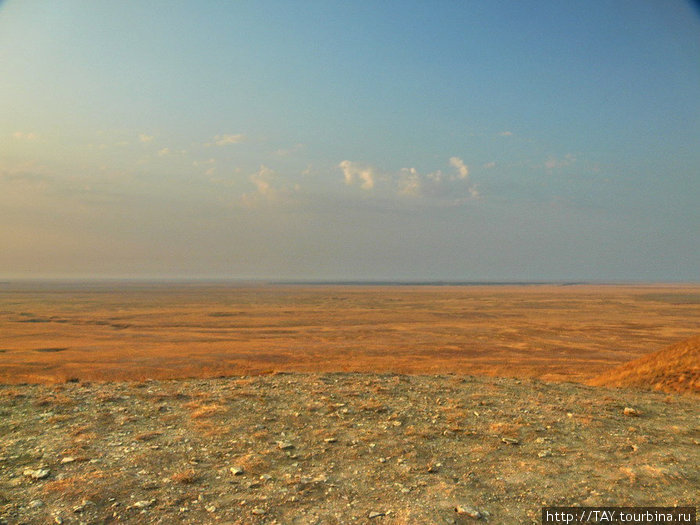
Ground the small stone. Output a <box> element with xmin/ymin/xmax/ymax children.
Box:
<box><xmin>251</xmin><ymin>507</ymin><xmax>266</xmax><ymax>515</ymax></box>
<box><xmin>130</xmin><ymin>499</ymin><xmax>155</xmax><ymax>510</ymax></box>
<box><xmin>205</xmin><ymin>505</ymin><xmax>216</xmax><ymax>513</ymax></box>
<box><xmin>230</xmin><ymin>466</ymin><xmax>244</xmax><ymax>476</ymax></box>
<box><xmin>61</xmin><ymin>457</ymin><xmax>76</xmax><ymax>464</ymax></box>
<box><xmin>623</xmin><ymin>407</ymin><xmax>641</xmax><ymax>417</ymax></box>
<box><xmin>369</xmin><ymin>511</ymin><xmax>386</xmax><ymax>518</ymax></box>
<box><xmin>538</xmin><ymin>450</ymin><xmax>553</xmax><ymax>458</ymax></box>
<box><xmin>277</xmin><ymin>441</ymin><xmax>294</xmax><ymax>450</ymax></box>
<box><xmin>54</xmin><ymin>517</ymin><xmax>63</xmax><ymax>525</ymax></box>
<box><xmin>28</xmin><ymin>499</ymin><xmax>44</xmax><ymax>509</ymax></box>
<box><xmin>501</xmin><ymin>437</ymin><xmax>519</xmax><ymax>445</ymax></box>
<box><xmin>324</xmin><ymin>437</ymin><xmax>337</xmax><ymax>443</ymax></box>
<box><xmin>260</xmin><ymin>474</ymin><xmax>273</xmax><ymax>481</ymax></box>
<box><xmin>24</xmin><ymin>468</ymin><xmax>50</xmax><ymax>480</ymax></box>
<box><xmin>455</xmin><ymin>505</ymin><xmax>483</xmax><ymax>519</ymax></box>
<box><xmin>427</xmin><ymin>462</ymin><xmax>442</xmax><ymax>473</ymax></box>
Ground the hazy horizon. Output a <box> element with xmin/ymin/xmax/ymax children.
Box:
<box><xmin>1</xmin><ymin>1</ymin><xmax>699</xmax><ymax>282</ymax></box>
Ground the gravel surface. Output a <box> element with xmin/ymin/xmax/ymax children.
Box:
<box><xmin>1</xmin><ymin>373</ymin><xmax>698</xmax><ymax>524</ymax></box>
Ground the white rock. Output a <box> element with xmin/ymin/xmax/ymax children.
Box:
<box><xmin>24</xmin><ymin>468</ymin><xmax>50</xmax><ymax>480</ymax></box>
<box><xmin>455</xmin><ymin>505</ymin><xmax>483</xmax><ymax>519</ymax></box>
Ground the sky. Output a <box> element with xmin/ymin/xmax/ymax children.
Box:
<box><xmin>1</xmin><ymin>1</ymin><xmax>699</xmax><ymax>282</ymax></box>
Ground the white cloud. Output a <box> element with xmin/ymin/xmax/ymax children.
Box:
<box><xmin>193</xmin><ymin>158</ymin><xmax>216</xmax><ymax>167</ymax></box>
<box><xmin>544</xmin><ymin>153</ymin><xmax>576</xmax><ymax>171</ymax></box>
<box><xmin>214</xmin><ymin>134</ymin><xmax>246</xmax><ymax>146</ymax></box>
<box><xmin>240</xmin><ymin>165</ymin><xmax>300</xmax><ymax>207</ymax></box>
<box><xmin>339</xmin><ymin>160</ymin><xmax>375</xmax><ymax>190</ymax></box>
<box><xmin>449</xmin><ymin>157</ymin><xmax>469</xmax><ymax>179</ymax></box>
<box><xmin>12</xmin><ymin>131</ymin><xmax>38</xmax><ymax>140</ymax></box>
<box><xmin>157</xmin><ymin>147</ymin><xmax>170</xmax><ymax>157</ymax></box>
<box><xmin>250</xmin><ymin>165</ymin><xmax>274</xmax><ymax>196</ymax></box>
<box><xmin>139</xmin><ymin>134</ymin><xmax>154</xmax><ymax>143</ymax></box>
<box><xmin>338</xmin><ymin>157</ymin><xmax>479</xmax><ymax>204</ymax></box>
<box><xmin>398</xmin><ymin>167</ymin><xmax>421</xmax><ymax>196</ymax></box>
<box><xmin>499</xmin><ymin>131</ymin><xmax>513</xmax><ymax>137</ymax></box>
<box><xmin>275</xmin><ymin>143</ymin><xmax>305</xmax><ymax>156</ymax></box>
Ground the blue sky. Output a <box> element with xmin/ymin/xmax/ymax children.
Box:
<box><xmin>1</xmin><ymin>1</ymin><xmax>699</xmax><ymax>281</ymax></box>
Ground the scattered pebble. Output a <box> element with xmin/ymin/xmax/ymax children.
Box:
<box><xmin>1</xmin><ymin>373</ymin><xmax>696</xmax><ymax>524</ymax></box>
<box><xmin>23</xmin><ymin>468</ymin><xmax>50</xmax><ymax>480</ymax></box>
<box><xmin>129</xmin><ymin>499</ymin><xmax>155</xmax><ymax>510</ymax></box>
<box><xmin>455</xmin><ymin>505</ymin><xmax>483</xmax><ymax>519</ymax></box>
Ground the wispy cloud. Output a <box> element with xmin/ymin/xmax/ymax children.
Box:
<box><xmin>241</xmin><ymin>165</ymin><xmax>300</xmax><ymax>207</ymax></box>
<box><xmin>398</xmin><ymin>167</ymin><xmax>421</xmax><ymax>196</ymax></box>
<box><xmin>544</xmin><ymin>153</ymin><xmax>576</xmax><ymax>171</ymax></box>
<box><xmin>12</xmin><ymin>131</ymin><xmax>38</xmax><ymax>140</ymax></box>
<box><xmin>499</xmin><ymin>131</ymin><xmax>513</xmax><ymax>137</ymax></box>
<box><xmin>250</xmin><ymin>165</ymin><xmax>273</xmax><ymax>196</ymax></box>
<box><xmin>449</xmin><ymin>156</ymin><xmax>469</xmax><ymax>179</ymax></box>
<box><xmin>340</xmin><ymin>157</ymin><xmax>480</xmax><ymax>204</ymax></box>
<box><xmin>213</xmin><ymin>134</ymin><xmax>246</xmax><ymax>146</ymax></box>
<box><xmin>193</xmin><ymin>158</ymin><xmax>216</xmax><ymax>167</ymax></box>
<box><xmin>139</xmin><ymin>134</ymin><xmax>154</xmax><ymax>143</ymax></box>
<box><xmin>0</xmin><ymin>162</ymin><xmax>52</xmax><ymax>186</ymax></box>
<box><xmin>275</xmin><ymin>143</ymin><xmax>305</xmax><ymax>156</ymax></box>
<box><xmin>157</xmin><ymin>147</ymin><xmax>170</xmax><ymax>157</ymax></box>
<box><xmin>339</xmin><ymin>160</ymin><xmax>375</xmax><ymax>190</ymax></box>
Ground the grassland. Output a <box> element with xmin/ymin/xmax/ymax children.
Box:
<box><xmin>1</xmin><ymin>282</ymin><xmax>699</xmax><ymax>385</ymax></box>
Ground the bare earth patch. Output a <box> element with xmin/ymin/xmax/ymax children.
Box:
<box><xmin>1</xmin><ymin>374</ymin><xmax>697</xmax><ymax>524</ymax></box>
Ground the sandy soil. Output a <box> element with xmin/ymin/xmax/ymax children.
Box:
<box><xmin>1</xmin><ymin>373</ymin><xmax>698</xmax><ymax>525</ymax></box>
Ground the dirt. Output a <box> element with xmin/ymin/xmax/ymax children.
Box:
<box><xmin>1</xmin><ymin>373</ymin><xmax>697</xmax><ymax>524</ymax></box>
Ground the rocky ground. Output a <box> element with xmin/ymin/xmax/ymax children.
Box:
<box><xmin>0</xmin><ymin>373</ymin><xmax>697</xmax><ymax>524</ymax></box>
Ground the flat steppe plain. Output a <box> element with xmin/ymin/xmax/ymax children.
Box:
<box><xmin>1</xmin><ymin>282</ymin><xmax>700</xmax><ymax>384</ymax></box>
<box><xmin>1</xmin><ymin>283</ymin><xmax>698</xmax><ymax>524</ymax></box>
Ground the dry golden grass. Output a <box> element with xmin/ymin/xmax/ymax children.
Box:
<box><xmin>1</xmin><ymin>283</ymin><xmax>699</xmax><ymax>385</ymax></box>
<box><xmin>170</xmin><ymin>468</ymin><xmax>198</xmax><ymax>484</ymax></box>
<box><xmin>134</xmin><ymin>430</ymin><xmax>162</xmax><ymax>442</ymax></box>
<box><xmin>233</xmin><ymin>452</ymin><xmax>270</xmax><ymax>475</ymax></box>
<box><xmin>488</xmin><ymin>422</ymin><xmax>522</xmax><ymax>437</ymax></box>
<box><xmin>589</xmin><ymin>335</ymin><xmax>700</xmax><ymax>393</ymax></box>
<box><xmin>41</xmin><ymin>470</ymin><xmax>109</xmax><ymax>501</ymax></box>
<box><xmin>187</xmin><ymin>402</ymin><xmax>225</xmax><ymax>419</ymax></box>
